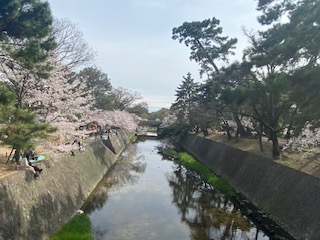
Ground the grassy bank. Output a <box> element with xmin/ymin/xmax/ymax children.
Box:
<box><xmin>129</xmin><ymin>134</ymin><xmax>137</xmax><ymax>143</ymax></box>
<box><xmin>178</xmin><ymin>152</ymin><xmax>234</xmax><ymax>196</ymax></box>
<box><xmin>162</xmin><ymin>147</ymin><xmax>178</xmax><ymax>159</ymax></box>
<box><xmin>161</xmin><ymin>146</ymin><xmax>234</xmax><ymax>196</ymax></box>
<box><xmin>50</xmin><ymin>214</ymin><xmax>92</xmax><ymax>240</ymax></box>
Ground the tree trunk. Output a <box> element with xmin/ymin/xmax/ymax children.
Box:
<box><xmin>255</xmin><ymin>228</ymin><xmax>260</xmax><ymax>240</ymax></box>
<box><xmin>226</xmin><ymin>126</ymin><xmax>232</xmax><ymax>141</ymax></box>
<box><xmin>235</xmin><ymin>128</ymin><xmax>239</xmax><ymax>142</ymax></box>
<box><xmin>222</xmin><ymin>120</ymin><xmax>232</xmax><ymax>141</ymax></box>
<box><xmin>285</xmin><ymin>121</ymin><xmax>293</xmax><ymax>143</ymax></box>
<box><xmin>202</xmin><ymin>128</ymin><xmax>208</xmax><ymax>136</ymax></box>
<box><xmin>6</xmin><ymin>148</ymin><xmax>15</xmax><ymax>164</ymax></box>
<box><xmin>259</xmin><ymin>134</ymin><xmax>264</xmax><ymax>152</ymax></box>
<box><xmin>14</xmin><ymin>148</ymin><xmax>21</xmax><ymax>164</ymax></box>
<box><xmin>258</xmin><ymin>123</ymin><xmax>264</xmax><ymax>152</ymax></box>
<box><xmin>270</xmin><ymin>130</ymin><xmax>280</xmax><ymax>158</ymax></box>
<box><xmin>233</xmin><ymin>112</ymin><xmax>246</xmax><ymax>137</ymax></box>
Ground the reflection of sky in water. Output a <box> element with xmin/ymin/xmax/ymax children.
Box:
<box><xmin>87</xmin><ymin>140</ymin><xmax>189</xmax><ymax>240</ymax></box>
<box><xmin>84</xmin><ymin>140</ymin><xmax>283</xmax><ymax>240</ymax></box>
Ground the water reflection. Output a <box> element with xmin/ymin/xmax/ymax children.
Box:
<box><xmin>167</xmin><ymin>165</ymin><xmax>267</xmax><ymax>240</ymax></box>
<box><xmin>82</xmin><ymin>144</ymin><xmax>147</xmax><ymax>214</ymax></box>
<box><xmin>82</xmin><ymin>140</ymin><xmax>292</xmax><ymax>240</ymax></box>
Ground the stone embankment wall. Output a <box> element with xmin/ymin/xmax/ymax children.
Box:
<box><xmin>0</xmin><ymin>130</ymin><xmax>129</xmax><ymax>240</ymax></box>
<box><xmin>178</xmin><ymin>134</ymin><xmax>320</xmax><ymax>240</ymax></box>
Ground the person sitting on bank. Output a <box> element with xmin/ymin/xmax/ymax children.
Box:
<box><xmin>79</xmin><ymin>142</ymin><xmax>85</xmax><ymax>152</ymax></box>
<box><xmin>30</xmin><ymin>149</ymin><xmax>37</xmax><ymax>160</ymax></box>
<box><xmin>20</xmin><ymin>156</ymin><xmax>39</xmax><ymax>178</ymax></box>
<box><xmin>70</xmin><ymin>150</ymin><xmax>76</xmax><ymax>156</ymax></box>
<box><xmin>26</xmin><ymin>155</ymin><xmax>42</xmax><ymax>175</ymax></box>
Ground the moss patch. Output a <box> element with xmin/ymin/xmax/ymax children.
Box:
<box><xmin>162</xmin><ymin>147</ymin><xmax>178</xmax><ymax>159</ymax></box>
<box><xmin>50</xmin><ymin>214</ymin><xmax>92</xmax><ymax>240</ymax></box>
<box><xmin>178</xmin><ymin>152</ymin><xmax>234</xmax><ymax>196</ymax></box>
<box><xmin>129</xmin><ymin>134</ymin><xmax>137</xmax><ymax>143</ymax></box>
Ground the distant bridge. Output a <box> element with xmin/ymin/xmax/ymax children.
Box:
<box><xmin>136</xmin><ymin>131</ymin><xmax>158</xmax><ymax>137</ymax></box>
<box><xmin>139</xmin><ymin>120</ymin><xmax>162</xmax><ymax>127</ymax></box>
<box><xmin>137</xmin><ymin>120</ymin><xmax>163</xmax><ymax>137</ymax></box>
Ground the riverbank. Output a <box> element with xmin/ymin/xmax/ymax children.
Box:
<box><xmin>178</xmin><ymin>133</ymin><xmax>320</xmax><ymax>240</ymax></box>
<box><xmin>200</xmin><ymin>133</ymin><xmax>320</xmax><ymax>178</ymax></box>
<box><xmin>0</xmin><ymin>130</ymin><xmax>129</xmax><ymax>240</ymax></box>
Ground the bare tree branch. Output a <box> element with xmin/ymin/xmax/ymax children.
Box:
<box><xmin>52</xmin><ymin>18</ymin><xmax>96</xmax><ymax>70</ymax></box>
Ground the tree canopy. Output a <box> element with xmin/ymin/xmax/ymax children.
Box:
<box><xmin>78</xmin><ymin>67</ymin><xmax>112</xmax><ymax>110</ymax></box>
<box><xmin>0</xmin><ymin>0</ymin><xmax>56</xmax><ymax>71</ymax></box>
<box><xmin>172</xmin><ymin>17</ymin><xmax>237</xmax><ymax>75</ymax></box>
<box><xmin>169</xmin><ymin>0</ymin><xmax>320</xmax><ymax>158</ymax></box>
<box><xmin>0</xmin><ymin>1</ymin><xmax>141</xmax><ymax>159</ymax></box>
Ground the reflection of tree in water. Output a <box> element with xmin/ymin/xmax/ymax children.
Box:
<box><xmin>82</xmin><ymin>144</ymin><xmax>146</xmax><ymax>214</ymax></box>
<box><xmin>166</xmin><ymin>164</ymin><xmax>266</xmax><ymax>240</ymax></box>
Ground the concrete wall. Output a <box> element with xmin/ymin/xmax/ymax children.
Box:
<box><xmin>0</xmin><ymin>130</ymin><xmax>129</xmax><ymax>240</ymax></box>
<box><xmin>178</xmin><ymin>134</ymin><xmax>320</xmax><ymax>240</ymax></box>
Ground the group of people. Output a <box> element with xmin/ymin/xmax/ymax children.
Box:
<box><xmin>19</xmin><ymin>138</ymin><xmax>86</xmax><ymax>178</ymax></box>
<box><xmin>72</xmin><ymin>139</ymin><xmax>86</xmax><ymax>152</ymax></box>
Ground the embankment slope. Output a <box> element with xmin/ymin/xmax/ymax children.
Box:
<box><xmin>178</xmin><ymin>133</ymin><xmax>320</xmax><ymax>240</ymax></box>
<box><xmin>0</xmin><ymin>131</ymin><xmax>129</xmax><ymax>240</ymax></box>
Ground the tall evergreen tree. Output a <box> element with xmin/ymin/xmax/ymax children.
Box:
<box><xmin>230</xmin><ymin>0</ymin><xmax>320</xmax><ymax>157</ymax></box>
<box><xmin>172</xmin><ymin>17</ymin><xmax>242</xmax><ymax>138</ymax></box>
<box><xmin>78</xmin><ymin>67</ymin><xmax>113</xmax><ymax>110</ymax></box>
<box><xmin>0</xmin><ymin>88</ymin><xmax>56</xmax><ymax>163</ymax></box>
<box><xmin>172</xmin><ymin>17</ymin><xmax>237</xmax><ymax>75</ymax></box>
<box><xmin>171</xmin><ymin>73</ymin><xmax>199</xmax><ymax>129</ymax></box>
<box><xmin>0</xmin><ymin>0</ymin><xmax>56</xmax><ymax>73</ymax></box>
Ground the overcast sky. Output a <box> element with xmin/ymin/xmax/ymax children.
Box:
<box><xmin>48</xmin><ymin>0</ymin><xmax>262</xmax><ymax>111</ymax></box>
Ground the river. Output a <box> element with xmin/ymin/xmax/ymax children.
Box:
<box><xmin>82</xmin><ymin>139</ymin><xmax>293</xmax><ymax>240</ymax></box>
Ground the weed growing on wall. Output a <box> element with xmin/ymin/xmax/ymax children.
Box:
<box><xmin>178</xmin><ymin>152</ymin><xmax>235</xmax><ymax>196</ymax></box>
<box><xmin>129</xmin><ymin>134</ymin><xmax>137</xmax><ymax>143</ymax></box>
<box><xmin>50</xmin><ymin>213</ymin><xmax>92</xmax><ymax>240</ymax></box>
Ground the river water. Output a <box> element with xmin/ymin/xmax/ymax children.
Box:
<box><xmin>82</xmin><ymin>139</ymin><xmax>293</xmax><ymax>240</ymax></box>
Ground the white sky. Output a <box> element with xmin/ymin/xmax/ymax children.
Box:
<box><xmin>48</xmin><ymin>0</ymin><xmax>262</xmax><ymax>111</ymax></box>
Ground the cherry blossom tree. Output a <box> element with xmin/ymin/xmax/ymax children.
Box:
<box><xmin>0</xmin><ymin>57</ymin><xmax>39</xmax><ymax>108</ymax></box>
<box><xmin>23</xmin><ymin>59</ymin><xmax>94</xmax><ymax>132</ymax></box>
<box><xmin>160</xmin><ymin>115</ymin><xmax>177</xmax><ymax>128</ymax></box>
<box><xmin>0</xmin><ymin>13</ymin><xmax>140</xmax><ymax>157</ymax></box>
<box><xmin>1</xmin><ymin>54</ymin><xmax>140</xmax><ymax>155</ymax></box>
<box><xmin>86</xmin><ymin>110</ymin><xmax>138</xmax><ymax>132</ymax></box>
<box><xmin>0</xmin><ymin>56</ymin><xmax>92</xmax><ymax>147</ymax></box>
<box><xmin>107</xmin><ymin>110</ymin><xmax>138</xmax><ymax>132</ymax></box>
<box><xmin>282</xmin><ymin>125</ymin><xmax>320</xmax><ymax>152</ymax></box>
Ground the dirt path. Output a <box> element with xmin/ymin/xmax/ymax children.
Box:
<box><xmin>0</xmin><ymin>146</ymin><xmax>18</xmax><ymax>179</ymax></box>
<box><xmin>0</xmin><ymin>144</ymin><xmax>49</xmax><ymax>179</ymax></box>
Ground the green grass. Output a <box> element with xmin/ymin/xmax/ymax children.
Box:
<box><xmin>163</xmin><ymin>147</ymin><xmax>178</xmax><ymax>159</ymax></box>
<box><xmin>129</xmin><ymin>134</ymin><xmax>137</xmax><ymax>143</ymax></box>
<box><xmin>147</xmin><ymin>128</ymin><xmax>157</xmax><ymax>132</ymax></box>
<box><xmin>178</xmin><ymin>152</ymin><xmax>235</xmax><ymax>196</ymax></box>
<box><xmin>50</xmin><ymin>214</ymin><xmax>92</xmax><ymax>240</ymax></box>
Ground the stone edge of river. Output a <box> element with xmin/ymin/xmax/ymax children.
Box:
<box><xmin>0</xmin><ymin>130</ymin><xmax>130</xmax><ymax>240</ymax></box>
<box><xmin>178</xmin><ymin>133</ymin><xmax>320</xmax><ymax>240</ymax></box>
